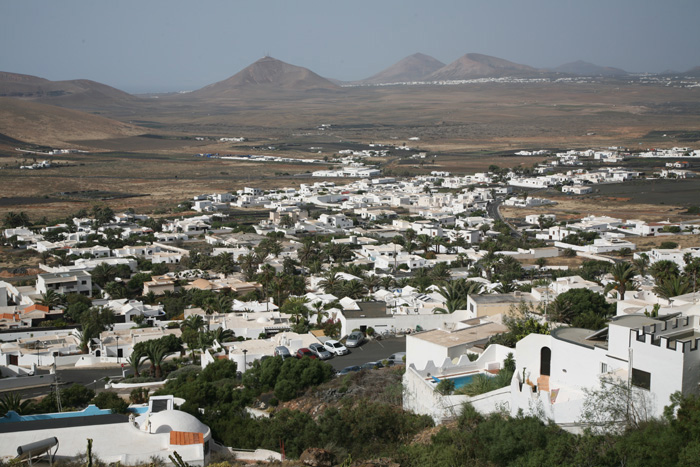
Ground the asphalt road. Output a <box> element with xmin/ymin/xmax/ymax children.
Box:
<box><xmin>5</xmin><ymin>366</ymin><xmax>125</xmax><ymax>399</ymax></box>
<box><xmin>323</xmin><ymin>336</ymin><xmax>406</xmax><ymax>371</ymax></box>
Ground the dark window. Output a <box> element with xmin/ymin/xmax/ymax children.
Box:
<box><xmin>631</xmin><ymin>368</ymin><xmax>651</xmax><ymax>390</ymax></box>
<box><xmin>540</xmin><ymin>347</ymin><xmax>551</xmax><ymax>376</ymax></box>
<box><xmin>151</xmin><ymin>399</ymin><xmax>169</xmax><ymax>413</ymax></box>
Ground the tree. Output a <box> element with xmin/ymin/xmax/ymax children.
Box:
<box><xmin>318</xmin><ymin>271</ymin><xmax>342</xmax><ymax>295</ymax></box>
<box><xmin>127</xmin><ymin>346</ymin><xmax>147</xmax><ymax>378</ymax></box>
<box><xmin>3</xmin><ymin>211</ymin><xmax>30</xmax><ymax>228</ymax></box>
<box><xmin>37</xmin><ymin>289</ymin><xmax>62</xmax><ymax>309</ymax></box>
<box><xmin>650</xmin><ymin>260</ymin><xmax>681</xmax><ymax>283</ymax></box>
<box><xmin>143</xmin><ymin>340</ymin><xmax>174</xmax><ymax>379</ymax></box>
<box><xmin>633</xmin><ymin>254</ymin><xmax>650</xmax><ymax>277</ymax></box>
<box><xmin>92</xmin><ymin>391</ymin><xmax>128</xmax><ymax>413</ymax></box>
<box><xmin>608</xmin><ymin>262</ymin><xmax>636</xmax><ymax>300</ymax></box>
<box><xmin>80</xmin><ymin>306</ymin><xmax>115</xmax><ymax>352</ymax></box>
<box><xmin>551</xmin><ymin>288</ymin><xmax>614</xmax><ymax>330</ymax></box>
<box><xmin>654</xmin><ymin>276</ymin><xmax>691</xmax><ymax>300</ymax></box>
<box><xmin>212</xmin><ymin>327</ymin><xmax>235</xmax><ymax>343</ymax></box>
<box><xmin>0</xmin><ymin>392</ymin><xmax>33</xmax><ymax>415</ymax></box>
<box><xmin>579</xmin><ymin>376</ymin><xmax>656</xmax><ymax>434</ymax></box>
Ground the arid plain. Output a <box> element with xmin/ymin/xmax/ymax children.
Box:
<box><xmin>2</xmin><ymin>62</ymin><xmax>700</xmax><ymax>222</ymax></box>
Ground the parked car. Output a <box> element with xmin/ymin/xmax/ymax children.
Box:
<box><xmin>324</xmin><ymin>339</ymin><xmax>349</xmax><ymax>356</ymax></box>
<box><xmin>337</xmin><ymin>365</ymin><xmax>361</xmax><ymax>376</ymax></box>
<box><xmin>295</xmin><ymin>348</ymin><xmax>317</xmax><ymax>359</ymax></box>
<box><xmin>345</xmin><ymin>331</ymin><xmax>365</xmax><ymax>348</ymax></box>
<box><xmin>360</xmin><ymin>361</ymin><xmax>384</xmax><ymax>370</ymax></box>
<box><xmin>385</xmin><ymin>352</ymin><xmax>406</xmax><ymax>365</ymax></box>
<box><xmin>309</xmin><ymin>342</ymin><xmax>333</xmax><ymax>360</ymax></box>
<box><xmin>274</xmin><ymin>346</ymin><xmax>292</xmax><ymax>359</ymax></box>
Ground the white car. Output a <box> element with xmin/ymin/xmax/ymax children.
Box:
<box><xmin>323</xmin><ymin>339</ymin><xmax>349</xmax><ymax>356</ymax></box>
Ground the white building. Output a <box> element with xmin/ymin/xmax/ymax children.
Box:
<box><xmin>509</xmin><ymin>314</ymin><xmax>700</xmax><ymax>428</ymax></box>
<box><xmin>36</xmin><ymin>271</ymin><xmax>92</xmax><ymax>296</ymax></box>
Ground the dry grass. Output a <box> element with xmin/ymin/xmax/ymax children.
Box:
<box><xmin>629</xmin><ymin>234</ymin><xmax>700</xmax><ymax>251</ymax></box>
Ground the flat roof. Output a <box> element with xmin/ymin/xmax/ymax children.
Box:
<box><xmin>469</xmin><ymin>293</ymin><xmax>537</xmax><ymax>304</ymax></box>
<box><xmin>551</xmin><ymin>327</ymin><xmax>605</xmax><ymax>350</ymax></box>
<box><xmin>411</xmin><ymin>323</ymin><xmax>508</xmax><ymax>348</ymax></box>
<box><xmin>0</xmin><ymin>414</ymin><xmax>128</xmax><ymax>434</ymax></box>
<box><xmin>610</xmin><ymin>315</ymin><xmax>660</xmax><ymax>329</ymax></box>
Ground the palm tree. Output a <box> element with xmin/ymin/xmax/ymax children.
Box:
<box><xmin>127</xmin><ymin>347</ymin><xmax>147</xmax><ymax>378</ymax></box>
<box><xmin>211</xmin><ymin>327</ymin><xmax>235</xmax><ymax>343</ymax></box>
<box><xmin>282</xmin><ymin>296</ymin><xmax>310</xmax><ymax>324</ymax></box>
<box><xmin>181</xmin><ymin>314</ymin><xmax>205</xmax><ymax>333</ymax></box>
<box><xmin>311</xmin><ymin>301</ymin><xmax>330</xmax><ymax>325</ymax></box>
<box><xmin>416</xmin><ymin>234</ymin><xmax>432</xmax><ymax>255</ymax></box>
<box><xmin>654</xmin><ymin>276</ymin><xmax>691</xmax><ymax>300</ymax></box>
<box><xmin>203</xmin><ymin>295</ymin><xmax>233</xmax><ymax>315</ymax></box>
<box><xmin>429</xmin><ymin>263</ymin><xmax>451</xmax><ymax>284</ymax></box>
<box><xmin>214</xmin><ymin>252</ymin><xmax>236</xmax><ymax>277</ymax></box>
<box><xmin>380</xmin><ymin>276</ymin><xmax>395</xmax><ymax>291</ymax></box>
<box><xmin>37</xmin><ymin>289</ymin><xmax>61</xmax><ymax>309</ymax></box>
<box><xmin>143</xmin><ymin>340</ymin><xmax>174</xmax><ymax>379</ymax></box>
<box><xmin>608</xmin><ymin>262</ymin><xmax>636</xmax><ymax>301</ymax></box>
<box><xmin>343</xmin><ymin>280</ymin><xmax>367</xmax><ymax>300</ymax></box>
<box><xmin>90</xmin><ymin>263</ymin><xmax>116</xmax><ymax>288</ymax></box>
<box><xmin>238</xmin><ymin>253</ymin><xmax>259</xmax><ymax>281</ymax></box>
<box><xmin>494</xmin><ymin>280</ymin><xmax>516</xmax><ymax>294</ymax></box>
<box><xmin>319</xmin><ymin>271</ymin><xmax>342</xmax><ymax>295</ymax></box>
<box><xmin>0</xmin><ymin>392</ymin><xmax>33</xmax><ymax>415</ymax></box>
<box><xmin>362</xmin><ymin>275</ymin><xmax>381</xmax><ymax>294</ymax></box>
<box><xmin>632</xmin><ymin>254</ymin><xmax>650</xmax><ymax>277</ymax></box>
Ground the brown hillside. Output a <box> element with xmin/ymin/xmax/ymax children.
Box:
<box><xmin>0</xmin><ymin>97</ymin><xmax>144</xmax><ymax>147</ymax></box>
<box><xmin>427</xmin><ymin>53</ymin><xmax>539</xmax><ymax>80</ymax></box>
<box><xmin>0</xmin><ymin>71</ymin><xmax>137</xmax><ymax>109</ymax></box>
<box><xmin>189</xmin><ymin>56</ymin><xmax>339</xmax><ymax>98</ymax></box>
<box><xmin>362</xmin><ymin>53</ymin><xmax>446</xmax><ymax>84</ymax></box>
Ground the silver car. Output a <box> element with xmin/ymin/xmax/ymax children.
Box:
<box><xmin>345</xmin><ymin>331</ymin><xmax>365</xmax><ymax>348</ymax></box>
<box><xmin>309</xmin><ymin>342</ymin><xmax>333</xmax><ymax>360</ymax></box>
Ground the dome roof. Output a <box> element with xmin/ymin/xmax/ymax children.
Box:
<box><xmin>148</xmin><ymin>410</ymin><xmax>210</xmax><ymax>437</ymax></box>
<box><xmin>256</xmin><ymin>316</ymin><xmax>271</xmax><ymax>324</ymax></box>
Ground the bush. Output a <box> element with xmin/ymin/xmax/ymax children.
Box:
<box><xmin>130</xmin><ymin>387</ymin><xmax>150</xmax><ymax>404</ymax></box>
<box><xmin>92</xmin><ymin>392</ymin><xmax>129</xmax><ymax>414</ymax></box>
<box><xmin>435</xmin><ymin>379</ymin><xmax>455</xmax><ymax>395</ymax></box>
<box><xmin>660</xmin><ymin>241</ymin><xmax>679</xmax><ymax>249</ymax></box>
<box><xmin>274</xmin><ymin>379</ymin><xmax>297</xmax><ymax>402</ymax></box>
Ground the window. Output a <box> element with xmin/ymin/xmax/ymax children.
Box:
<box><xmin>600</xmin><ymin>362</ymin><xmax>608</xmax><ymax>374</ymax></box>
<box><xmin>631</xmin><ymin>368</ymin><xmax>651</xmax><ymax>390</ymax></box>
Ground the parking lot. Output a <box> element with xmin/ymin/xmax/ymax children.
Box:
<box><xmin>324</xmin><ymin>336</ymin><xmax>406</xmax><ymax>371</ymax></box>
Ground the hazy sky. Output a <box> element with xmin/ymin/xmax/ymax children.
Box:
<box><xmin>2</xmin><ymin>0</ymin><xmax>700</xmax><ymax>93</ymax></box>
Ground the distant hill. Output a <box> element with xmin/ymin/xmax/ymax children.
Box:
<box><xmin>553</xmin><ymin>60</ymin><xmax>628</xmax><ymax>77</ymax></box>
<box><xmin>190</xmin><ymin>57</ymin><xmax>339</xmax><ymax>98</ymax></box>
<box><xmin>681</xmin><ymin>66</ymin><xmax>700</xmax><ymax>77</ymax></box>
<box><xmin>0</xmin><ymin>71</ymin><xmax>137</xmax><ymax>108</ymax></box>
<box><xmin>0</xmin><ymin>97</ymin><xmax>144</xmax><ymax>147</ymax></box>
<box><xmin>361</xmin><ymin>53</ymin><xmax>446</xmax><ymax>84</ymax></box>
<box><xmin>426</xmin><ymin>53</ymin><xmax>539</xmax><ymax>80</ymax></box>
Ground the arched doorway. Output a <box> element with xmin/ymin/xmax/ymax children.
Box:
<box><xmin>540</xmin><ymin>347</ymin><xmax>551</xmax><ymax>376</ymax></box>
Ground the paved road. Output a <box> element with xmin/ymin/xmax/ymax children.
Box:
<box><xmin>5</xmin><ymin>366</ymin><xmax>125</xmax><ymax>399</ymax></box>
<box><xmin>323</xmin><ymin>336</ymin><xmax>406</xmax><ymax>371</ymax></box>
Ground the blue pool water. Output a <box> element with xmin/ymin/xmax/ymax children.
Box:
<box><xmin>435</xmin><ymin>372</ymin><xmax>494</xmax><ymax>389</ymax></box>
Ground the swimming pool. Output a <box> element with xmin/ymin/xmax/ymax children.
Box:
<box><xmin>433</xmin><ymin>372</ymin><xmax>494</xmax><ymax>389</ymax></box>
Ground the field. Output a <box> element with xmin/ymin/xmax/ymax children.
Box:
<box><xmin>2</xmin><ymin>79</ymin><xmax>700</xmax><ymax>221</ymax></box>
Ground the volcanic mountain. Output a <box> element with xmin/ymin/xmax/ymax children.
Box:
<box><xmin>426</xmin><ymin>53</ymin><xmax>540</xmax><ymax>80</ymax></box>
<box><xmin>0</xmin><ymin>71</ymin><xmax>137</xmax><ymax>109</ymax></box>
<box><xmin>0</xmin><ymin>97</ymin><xmax>144</xmax><ymax>147</ymax></box>
<box><xmin>189</xmin><ymin>56</ymin><xmax>339</xmax><ymax>98</ymax></box>
<box><xmin>553</xmin><ymin>60</ymin><xmax>628</xmax><ymax>77</ymax></box>
<box><xmin>361</xmin><ymin>53</ymin><xmax>446</xmax><ymax>84</ymax></box>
